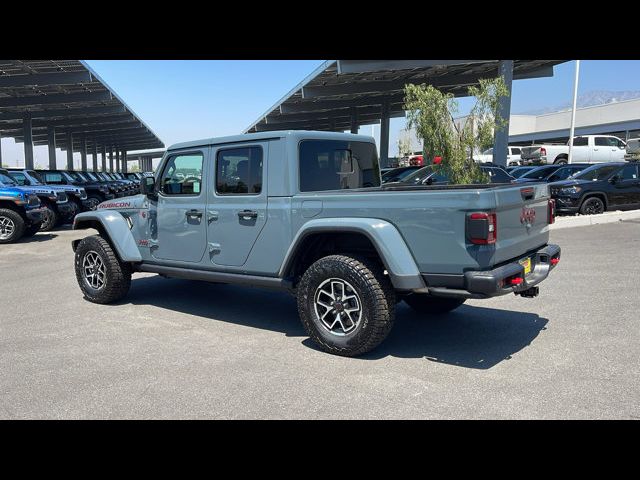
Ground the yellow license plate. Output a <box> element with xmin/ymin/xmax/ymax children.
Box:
<box><xmin>519</xmin><ymin>257</ymin><xmax>532</xmax><ymax>275</ymax></box>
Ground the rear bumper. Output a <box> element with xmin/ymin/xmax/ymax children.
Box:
<box><xmin>422</xmin><ymin>244</ymin><xmax>561</xmax><ymax>299</ymax></box>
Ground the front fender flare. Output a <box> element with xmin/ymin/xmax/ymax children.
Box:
<box><xmin>280</xmin><ymin>217</ymin><xmax>425</xmax><ymax>290</ymax></box>
<box><xmin>72</xmin><ymin>210</ymin><xmax>142</xmax><ymax>262</ymax></box>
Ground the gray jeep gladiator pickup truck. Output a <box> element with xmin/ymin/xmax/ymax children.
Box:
<box><xmin>72</xmin><ymin>131</ymin><xmax>561</xmax><ymax>356</ymax></box>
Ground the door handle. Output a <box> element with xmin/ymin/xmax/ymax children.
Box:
<box><xmin>185</xmin><ymin>209</ymin><xmax>203</xmax><ymax>218</ymax></box>
<box><xmin>237</xmin><ymin>209</ymin><xmax>258</xmax><ymax>220</ymax></box>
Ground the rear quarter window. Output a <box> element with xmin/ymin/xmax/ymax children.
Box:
<box><xmin>299</xmin><ymin>140</ymin><xmax>381</xmax><ymax>192</ymax></box>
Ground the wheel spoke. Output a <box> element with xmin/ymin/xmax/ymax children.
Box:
<box><xmin>313</xmin><ymin>277</ymin><xmax>363</xmax><ymax>336</ymax></box>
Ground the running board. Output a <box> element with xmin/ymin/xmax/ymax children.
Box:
<box><xmin>137</xmin><ymin>264</ymin><xmax>293</xmax><ymax>290</ymax></box>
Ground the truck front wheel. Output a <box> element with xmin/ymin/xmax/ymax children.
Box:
<box><xmin>0</xmin><ymin>208</ymin><xmax>25</xmax><ymax>244</ymax></box>
<box><xmin>297</xmin><ymin>254</ymin><xmax>395</xmax><ymax>357</ymax></box>
<box><xmin>74</xmin><ymin>234</ymin><xmax>131</xmax><ymax>304</ymax></box>
<box><xmin>403</xmin><ymin>294</ymin><xmax>465</xmax><ymax>315</ymax></box>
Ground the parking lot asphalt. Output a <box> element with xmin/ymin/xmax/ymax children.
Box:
<box><xmin>1</xmin><ymin>222</ymin><xmax>639</xmax><ymax>419</ymax></box>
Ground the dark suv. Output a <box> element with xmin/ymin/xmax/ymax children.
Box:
<box><xmin>38</xmin><ymin>170</ymin><xmax>114</xmax><ymax>210</ymax></box>
<box><xmin>550</xmin><ymin>162</ymin><xmax>640</xmax><ymax>215</ymax></box>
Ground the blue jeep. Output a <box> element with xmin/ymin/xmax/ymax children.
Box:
<box><xmin>0</xmin><ymin>183</ymin><xmax>44</xmax><ymax>243</ymax></box>
<box><xmin>0</xmin><ymin>168</ymin><xmax>74</xmax><ymax>231</ymax></box>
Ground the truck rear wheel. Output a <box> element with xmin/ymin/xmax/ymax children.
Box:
<box><xmin>554</xmin><ymin>157</ymin><xmax>568</xmax><ymax>165</ymax></box>
<box><xmin>297</xmin><ymin>254</ymin><xmax>395</xmax><ymax>357</ymax></box>
<box><xmin>0</xmin><ymin>208</ymin><xmax>25</xmax><ymax>244</ymax></box>
<box><xmin>74</xmin><ymin>234</ymin><xmax>131</xmax><ymax>304</ymax></box>
<box><xmin>403</xmin><ymin>294</ymin><xmax>465</xmax><ymax>314</ymax></box>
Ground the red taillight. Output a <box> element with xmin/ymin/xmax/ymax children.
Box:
<box><xmin>467</xmin><ymin>212</ymin><xmax>497</xmax><ymax>245</ymax></box>
<box><xmin>548</xmin><ymin>199</ymin><xmax>556</xmax><ymax>224</ymax></box>
<box><xmin>510</xmin><ymin>277</ymin><xmax>524</xmax><ymax>285</ymax></box>
<box><xmin>550</xmin><ymin>257</ymin><xmax>560</xmax><ymax>266</ymax></box>
<box><xmin>540</xmin><ymin>147</ymin><xmax>547</xmax><ymax>156</ymax></box>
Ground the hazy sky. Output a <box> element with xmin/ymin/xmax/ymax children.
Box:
<box><xmin>2</xmin><ymin>60</ymin><xmax>639</xmax><ymax>168</ymax></box>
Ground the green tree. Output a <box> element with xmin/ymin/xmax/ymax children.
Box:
<box><xmin>403</xmin><ymin>77</ymin><xmax>508</xmax><ymax>185</ymax></box>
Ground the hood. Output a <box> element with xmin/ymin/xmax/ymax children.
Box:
<box><xmin>12</xmin><ymin>185</ymin><xmax>58</xmax><ymax>196</ymax></box>
<box><xmin>96</xmin><ymin>194</ymin><xmax>148</xmax><ymax>210</ymax></box>
<box><xmin>548</xmin><ymin>178</ymin><xmax>591</xmax><ymax>188</ymax></box>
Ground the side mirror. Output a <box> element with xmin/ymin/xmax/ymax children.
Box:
<box><xmin>609</xmin><ymin>175</ymin><xmax>620</xmax><ymax>184</ymax></box>
<box><xmin>425</xmin><ymin>176</ymin><xmax>434</xmax><ymax>185</ymax></box>
<box><xmin>141</xmin><ymin>176</ymin><xmax>157</xmax><ymax>199</ymax></box>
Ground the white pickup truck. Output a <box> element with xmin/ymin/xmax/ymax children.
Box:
<box><xmin>520</xmin><ymin>135</ymin><xmax>627</xmax><ymax>165</ymax></box>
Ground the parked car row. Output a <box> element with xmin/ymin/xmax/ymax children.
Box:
<box><xmin>0</xmin><ymin>169</ymin><xmax>152</xmax><ymax>243</ymax></box>
<box><xmin>381</xmin><ymin>161</ymin><xmax>640</xmax><ymax>216</ymax></box>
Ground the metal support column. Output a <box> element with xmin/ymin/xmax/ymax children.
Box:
<box><xmin>379</xmin><ymin>102</ymin><xmax>390</xmax><ymax>167</ymax></box>
<box><xmin>80</xmin><ymin>134</ymin><xmax>87</xmax><ymax>171</ymax></box>
<box><xmin>493</xmin><ymin>60</ymin><xmax>514</xmax><ymax>167</ymax></box>
<box><xmin>109</xmin><ymin>148</ymin><xmax>114</xmax><ymax>172</ymax></box>
<box><xmin>0</xmin><ymin>132</ymin><xmax>3</xmax><ymax>165</ymax></box>
<box><xmin>101</xmin><ymin>144</ymin><xmax>107</xmax><ymax>172</ymax></box>
<box><xmin>115</xmin><ymin>150</ymin><xmax>120</xmax><ymax>172</ymax></box>
<box><xmin>122</xmin><ymin>150</ymin><xmax>127</xmax><ymax>174</ymax></box>
<box><xmin>91</xmin><ymin>140</ymin><xmax>98</xmax><ymax>172</ymax></box>
<box><xmin>66</xmin><ymin>130</ymin><xmax>74</xmax><ymax>170</ymax></box>
<box><xmin>350</xmin><ymin>108</ymin><xmax>358</xmax><ymax>134</ymax></box>
<box><xmin>47</xmin><ymin>126</ymin><xmax>57</xmax><ymax>170</ymax></box>
<box><xmin>23</xmin><ymin>113</ymin><xmax>34</xmax><ymax>169</ymax></box>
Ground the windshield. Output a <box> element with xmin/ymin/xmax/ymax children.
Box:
<box><xmin>83</xmin><ymin>172</ymin><xmax>99</xmax><ymax>181</ymax></box>
<box><xmin>574</xmin><ymin>165</ymin><xmax>619</xmax><ymax>181</ymax></box>
<box><xmin>0</xmin><ymin>172</ymin><xmax>18</xmax><ymax>186</ymax></box>
<box><xmin>27</xmin><ymin>170</ymin><xmax>45</xmax><ymax>184</ymax></box>
<box><xmin>510</xmin><ymin>167</ymin><xmax>534</xmax><ymax>178</ymax></box>
<box><xmin>382</xmin><ymin>167</ymin><xmax>419</xmax><ymax>183</ymax></box>
<box><xmin>68</xmin><ymin>172</ymin><xmax>88</xmax><ymax>182</ymax></box>
<box><xmin>401</xmin><ymin>166</ymin><xmax>434</xmax><ymax>184</ymax></box>
<box><xmin>521</xmin><ymin>166</ymin><xmax>558</xmax><ymax>180</ymax></box>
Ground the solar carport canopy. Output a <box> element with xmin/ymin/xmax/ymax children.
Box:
<box><xmin>0</xmin><ymin>60</ymin><xmax>163</xmax><ymax>165</ymax></box>
<box><xmin>244</xmin><ymin>60</ymin><xmax>566</xmax><ymax>133</ymax></box>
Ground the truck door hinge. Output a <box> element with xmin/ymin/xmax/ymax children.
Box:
<box><xmin>207</xmin><ymin>211</ymin><xmax>219</xmax><ymax>224</ymax></box>
<box><xmin>208</xmin><ymin>242</ymin><xmax>221</xmax><ymax>255</ymax></box>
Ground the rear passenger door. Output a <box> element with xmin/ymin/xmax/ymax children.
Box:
<box><xmin>207</xmin><ymin>142</ymin><xmax>268</xmax><ymax>267</ymax></box>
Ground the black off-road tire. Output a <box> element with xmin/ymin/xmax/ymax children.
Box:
<box><xmin>404</xmin><ymin>294</ymin><xmax>466</xmax><ymax>315</ymax></box>
<box><xmin>74</xmin><ymin>234</ymin><xmax>132</xmax><ymax>304</ymax></box>
<box><xmin>22</xmin><ymin>223</ymin><xmax>42</xmax><ymax>237</ymax></box>
<box><xmin>0</xmin><ymin>208</ymin><xmax>25</xmax><ymax>244</ymax></box>
<box><xmin>579</xmin><ymin>196</ymin><xmax>605</xmax><ymax>215</ymax></box>
<box><xmin>297</xmin><ymin>254</ymin><xmax>396</xmax><ymax>357</ymax></box>
<box><xmin>554</xmin><ymin>157</ymin><xmax>568</xmax><ymax>165</ymax></box>
<box><xmin>85</xmin><ymin>196</ymin><xmax>102</xmax><ymax>211</ymax></box>
<box><xmin>39</xmin><ymin>204</ymin><xmax>58</xmax><ymax>232</ymax></box>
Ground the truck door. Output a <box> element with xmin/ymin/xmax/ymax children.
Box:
<box><xmin>206</xmin><ymin>142</ymin><xmax>268</xmax><ymax>267</ymax></box>
<box><xmin>571</xmin><ymin>136</ymin><xmax>590</xmax><ymax>162</ymax></box>
<box><xmin>592</xmin><ymin>137</ymin><xmax>612</xmax><ymax>163</ymax></box>
<box><xmin>151</xmin><ymin>150</ymin><xmax>208</xmax><ymax>263</ymax></box>
<box><xmin>608</xmin><ymin>137</ymin><xmax>627</xmax><ymax>161</ymax></box>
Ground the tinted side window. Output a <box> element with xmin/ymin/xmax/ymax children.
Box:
<box><xmin>573</xmin><ymin>137</ymin><xmax>588</xmax><ymax>146</ymax></box>
<box><xmin>511</xmin><ymin>147</ymin><xmax>521</xmax><ymax>155</ymax></box>
<box><xmin>485</xmin><ymin>168</ymin><xmax>512</xmax><ymax>183</ymax></box>
<box><xmin>216</xmin><ymin>146</ymin><xmax>263</xmax><ymax>195</ymax></box>
<box><xmin>160</xmin><ymin>153</ymin><xmax>203</xmax><ymax>195</ymax></box>
<box><xmin>299</xmin><ymin>140</ymin><xmax>380</xmax><ymax>192</ymax></box>
<box><xmin>620</xmin><ymin>164</ymin><xmax>638</xmax><ymax>181</ymax></box>
<box><xmin>594</xmin><ymin>137</ymin><xmax>609</xmax><ymax>146</ymax></box>
<box><xmin>44</xmin><ymin>172</ymin><xmax>63</xmax><ymax>183</ymax></box>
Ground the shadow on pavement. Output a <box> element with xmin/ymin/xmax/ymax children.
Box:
<box><xmin>20</xmin><ymin>233</ymin><xmax>58</xmax><ymax>243</ymax></box>
<box><xmin>124</xmin><ymin>276</ymin><xmax>548</xmax><ymax>369</ymax></box>
<box><xmin>358</xmin><ymin>303</ymin><xmax>548</xmax><ymax>368</ymax></box>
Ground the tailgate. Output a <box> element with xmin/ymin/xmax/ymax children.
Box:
<box><xmin>519</xmin><ymin>146</ymin><xmax>541</xmax><ymax>159</ymax></box>
<box><xmin>491</xmin><ymin>183</ymin><xmax>550</xmax><ymax>265</ymax></box>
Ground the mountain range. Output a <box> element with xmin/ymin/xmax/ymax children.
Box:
<box><xmin>517</xmin><ymin>90</ymin><xmax>640</xmax><ymax>115</ymax></box>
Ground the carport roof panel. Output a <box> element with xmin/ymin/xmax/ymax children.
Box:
<box><xmin>0</xmin><ymin>60</ymin><xmax>163</xmax><ymax>150</ymax></box>
<box><xmin>244</xmin><ymin>60</ymin><xmax>567</xmax><ymax>133</ymax></box>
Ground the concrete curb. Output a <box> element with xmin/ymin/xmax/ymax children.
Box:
<box><xmin>550</xmin><ymin>209</ymin><xmax>640</xmax><ymax>230</ymax></box>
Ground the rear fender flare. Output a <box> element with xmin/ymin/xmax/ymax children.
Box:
<box><xmin>280</xmin><ymin>217</ymin><xmax>425</xmax><ymax>290</ymax></box>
